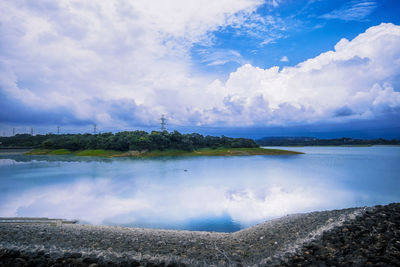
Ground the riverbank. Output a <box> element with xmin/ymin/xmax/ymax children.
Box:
<box><xmin>1</xmin><ymin>203</ymin><xmax>398</xmax><ymax>266</ymax></box>
<box><xmin>25</xmin><ymin>147</ymin><xmax>303</xmax><ymax>157</ymax></box>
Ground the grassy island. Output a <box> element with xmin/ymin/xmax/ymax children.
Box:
<box><xmin>2</xmin><ymin>130</ymin><xmax>302</xmax><ymax>157</ymax></box>
<box><xmin>26</xmin><ymin>147</ymin><xmax>302</xmax><ymax>157</ymax></box>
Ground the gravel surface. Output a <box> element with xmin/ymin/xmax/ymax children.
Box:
<box><xmin>0</xmin><ymin>203</ymin><xmax>398</xmax><ymax>266</ymax></box>
<box><xmin>280</xmin><ymin>203</ymin><xmax>400</xmax><ymax>266</ymax></box>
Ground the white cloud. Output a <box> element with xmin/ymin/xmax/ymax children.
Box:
<box><xmin>280</xmin><ymin>55</ymin><xmax>289</xmax><ymax>62</ymax></box>
<box><xmin>231</xmin><ymin>13</ymin><xmax>289</xmax><ymax>46</ymax></box>
<box><xmin>0</xmin><ymin>0</ymin><xmax>399</xmax><ymax>128</ymax></box>
<box><xmin>203</xmin><ymin>23</ymin><xmax>400</xmax><ymax>126</ymax></box>
<box><xmin>0</xmin><ymin>0</ymin><xmax>263</xmax><ymax>126</ymax></box>
<box><xmin>320</xmin><ymin>0</ymin><xmax>377</xmax><ymax>21</ymax></box>
<box><xmin>266</xmin><ymin>0</ymin><xmax>282</xmax><ymax>8</ymax></box>
<box><xmin>196</xmin><ymin>49</ymin><xmax>245</xmax><ymax>66</ymax></box>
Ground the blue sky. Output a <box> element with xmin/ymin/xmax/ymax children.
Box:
<box><xmin>1</xmin><ymin>0</ymin><xmax>400</xmax><ymax>138</ymax></box>
<box><xmin>191</xmin><ymin>0</ymin><xmax>400</xmax><ymax>75</ymax></box>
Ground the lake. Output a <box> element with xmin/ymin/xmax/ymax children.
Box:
<box><xmin>0</xmin><ymin>146</ymin><xmax>399</xmax><ymax>232</ymax></box>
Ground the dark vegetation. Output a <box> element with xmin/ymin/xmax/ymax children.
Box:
<box><xmin>256</xmin><ymin>136</ymin><xmax>400</xmax><ymax>146</ymax></box>
<box><xmin>0</xmin><ymin>131</ymin><xmax>259</xmax><ymax>151</ymax></box>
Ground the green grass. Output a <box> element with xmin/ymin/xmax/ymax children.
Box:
<box><xmin>48</xmin><ymin>149</ymin><xmax>72</xmax><ymax>155</ymax></box>
<box><xmin>26</xmin><ymin>147</ymin><xmax>303</xmax><ymax>157</ymax></box>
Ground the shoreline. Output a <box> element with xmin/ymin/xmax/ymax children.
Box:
<box><xmin>24</xmin><ymin>147</ymin><xmax>303</xmax><ymax>157</ymax></box>
<box><xmin>1</xmin><ymin>203</ymin><xmax>398</xmax><ymax>266</ymax></box>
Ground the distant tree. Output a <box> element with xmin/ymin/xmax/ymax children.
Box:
<box><xmin>0</xmin><ymin>130</ymin><xmax>260</xmax><ymax>151</ymax></box>
<box><xmin>42</xmin><ymin>139</ymin><xmax>55</xmax><ymax>149</ymax></box>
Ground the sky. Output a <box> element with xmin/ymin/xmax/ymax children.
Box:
<box><xmin>1</xmin><ymin>0</ymin><xmax>400</xmax><ymax>138</ymax></box>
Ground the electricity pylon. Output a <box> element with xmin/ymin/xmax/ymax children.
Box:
<box><xmin>160</xmin><ymin>115</ymin><xmax>167</xmax><ymax>131</ymax></box>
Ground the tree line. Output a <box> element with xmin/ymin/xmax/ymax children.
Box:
<box><xmin>256</xmin><ymin>136</ymin><xmax>400</xmax><ymax>146</ymax></box>
<box><xmin>0</xmin><ymin>131</ymin><xmax>259</xmax><ymax>151</ymax></box>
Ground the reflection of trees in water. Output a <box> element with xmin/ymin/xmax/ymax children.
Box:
<box><xmin>0</xmin><ymin>152</ymin><xmax>194</xmax><ymax>164</ymax></box>
<box><xmin>0</xmin><ymin>154</ymin><xmax>113</xmax><ymax>163</ymax></box>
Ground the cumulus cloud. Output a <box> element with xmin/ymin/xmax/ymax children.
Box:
<box><xmin>0</xmin><ymin>0</ymin><xmax>399</xmax><ymax>128</ymax></box>
<box><xmin>205</xmin><ymin>23</ymin><xmax>400</xmax><ymax>125</ymax></box>
<box><xmin>0</xmin><ymin>0</ymin><xmax>263</xmax><ymax>127</ymax></box>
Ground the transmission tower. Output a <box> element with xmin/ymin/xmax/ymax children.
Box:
<box><xmin>12</xmin><ymin>128</ymin><xmax>15</xmax><ymax>136</ymax></box>
<box><xmin>160</xmin><ymin>115</ymin><xmax>167</xmax><ymax>131</ymax></box>
<box><xmin>93</xmin><ymin>124</ymin><xmax>97</xmax><ymax>134</ymax></box>
<box><xmin>57</xmin><ymin>126</ymin><xmax>60</xmax><ymax>135</ymax></box>
<box><xmin>30</xmin><ymin>127</ymin><xmax>34</xmax><ymax>136</ymax></box>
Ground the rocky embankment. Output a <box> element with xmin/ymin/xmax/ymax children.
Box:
<box><xmin>281</xmin><ymin>203</ymin><xmax>400</xmax><ymax>266</ymax></box>
<box><xmin>0</xmin><ymin>203</ymin><xmax>399</xmax><ymax>266</ymax></box>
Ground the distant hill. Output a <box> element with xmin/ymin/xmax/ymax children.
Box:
<box><xmin>256</xmin><ymin>136</ymin><xmax>400</xmax><ymax>146</ymax></box>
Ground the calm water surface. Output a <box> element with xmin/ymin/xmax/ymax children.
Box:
<box><xmin>0</xmin><ymin>146</ymin><xmax>399</xmax><ymax>232</ymax></box>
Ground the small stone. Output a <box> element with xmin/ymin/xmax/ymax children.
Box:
<box><xmin>83</xmin><ymin>256</ymin><xmax>98</xmax><ymax>264</ymax></box>
<box><xmin>37</xmin><ymin>250</ymin><xmax>45</xmax><ymax>257</ymax></box>
<box><xmin>69</xmin><ymin>252</ymin><xmax>82</xmax><ymax>258</ymax></box>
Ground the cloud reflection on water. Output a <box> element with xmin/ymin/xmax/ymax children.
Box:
<box><xmin>1</xmin><ymin>173</ymin><xmax>352</xmax><ymax>228</ymax></box>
